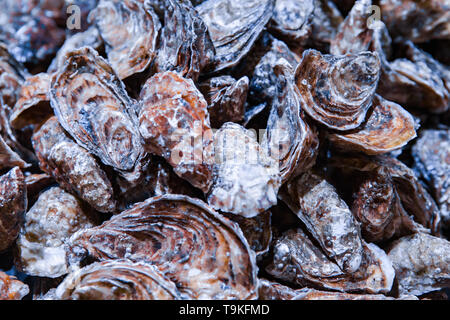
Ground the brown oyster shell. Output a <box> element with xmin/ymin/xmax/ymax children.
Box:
<box><xmin>32</xmin><ymin>117</ymin><xmax>116</xmax><ymax>213</ymax></box>
<box><xmin>388</xmin><ymin>233</ymin><xmax>450</xmax><ymax>296</ymax></box>
<box><xmin>0</xmin><ymin>135</ymin><xmax>28</xmax><ymax>170</ymax></box>
<box><xmin>0</xmin><ymin>271</ymin><xmax>29</xmax><ymax>300</ymax></box>
<box><xmin>280</xmin><ymin>172</ymin><xmax>364</xmax><ymax>274</ymax></box>
<box><xmin>266</xmin><ymin>228</ymin><xmax>395</xmax><ymax>294</ymax></box>
<box><xmin>138</xmin><ymin>71</ymin><xmax>214</xmax><ymax>193</ymax></box>
<box><xmin>377</xmin><ymin>41</ymin><xmax>449</xmax><ymax>114</ymax></box>
<box><xmin>0</xmin><ymin>167</ymin><xmax>27</xmax><ymax>252</ymax></box>
<box><xmin>207</xmin><ymin>122</ymin><xmax>280</xmax><ymax>218</ymax></box>
<box><xmin>15</xmin><ymin>187</ymin><xmax>98</xmax><ymax>278</ymax></box>
<box><xmin>10</xmin><ymin>72</ymin><xmax>53</xmax><ymax>130</ymax></box>
<box><xmin>198</xmin><ymin>75</ymin><xmax>248</xmax><ymax>128</ymax></box>
<box><xmin>90</xmin><ymin>0</ymin><xmax>160</xmax><ymax>80</ymax></box>
<box><xmin>295</xmin><ymin>49</ymin><xmax>381</xmax><ymax>131</ymax></box>
<box><xmin>350</xmin><ymin>166</ymin><xmax>419</xmax><ymax>242</ymax></box>
<box><xmin>263</xmin><ymin>61</ymin><xmax>319</xmax><ymax>184</ymax></box>
<box><xmin>67</xmin><ymin>194</ymin><xmax>258</xmax><ymax>300</ymax></box>
<box><xmin>412</xmin><ymin>130</ymin><xmax>450</xmax><ymax>226</ymax></box>
<box><xmin>328</xmin><ymin>94</ymin><xmax>417</xmax><ymax>155</ymax></box>
<box><xmin>196</xmin><ymin>0</ymin><xmax>274</xmax><ymax>72</ymax></box>
<box><xmin>50</xmin><ymin>46</ymin><xmax>145</xmax><ymax>175</ymax></box>
<box><xmin>380</xmin><ymin>0</ymin><xmax>450</xmax><ymax>43</ymax></box>
<box><xmin>55</xmin><ymin>260</ymin><xmax>182</xmax><ymax>300</ymax></box>
<box><xmin>152</xmin><ymin>0</ymin><xmax>214</xmax><ymax>82</ymax></box>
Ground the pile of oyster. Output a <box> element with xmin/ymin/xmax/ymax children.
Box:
<box><xmin>0</xmin><ymin>0</ymin><xmax>449</xmax><ymax>300</ymax></box>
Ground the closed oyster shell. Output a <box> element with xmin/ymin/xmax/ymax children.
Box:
<box><xmin>50</xmin><ymin>47</ymin><xmax>145</xmax><ymax>175</ymax></box>
<box><xmin>55</xmin><ymin>260</ymin><xmax>182</xmax><ymax>300</ymax></box>
<box><xmin>67</xmin><ymin>194</ymin><xmax>258</xmax><ymax>300</ymax></box>
<box><xmin>269</xmin><ymin>0</ymin><xmax>314</xmax><ymax>45</ymax></box>
<box><xmin>138</xmin><ymin>71</ymin><xmax>214</xmax><ymax>193</ymax></box>
<box><xmin>328</xmin><ymin>94</ymin><xmax>417</xmax><ymax>155</ymax></box>
<box><xmin>0</xmin><ymin>167</ymin><xmax>27</xmax><ymax>252</ymax></box>
<box><xmin>0</xmin><ymin>271</ymin><xmax>29</xmax><ymax>300</ymax></box>
<box><xmin>90</xmin><ymin>0</ymin><xmax>160</xmax><ymax>80</ymax></box>
<box><xmin>308</xmin><ymin>0</ymin><xmax>343</xmax><ymax>50</ymax></box>
<box><xmin>280</xmin><ymin>172</ymin><xmax>364</xmax><ymax>274</ymax></box>
<box><xmin>10</xmin><ymin>72</ymin><xmax>53</xmax><ymax>130</ymax></box>
<box><xmin>0</xmin><ymin>135</ymin><xmax>28</xmax><ymax>170</ymax></box>
<box><xmin>207</xmin><ymin>122</ymin><xmax>280</xmax><ymax>218</ymax></box>
<box><xmin>0</xmin><ymin>13</ymin><xmax>65</xmax><ymax>65</ymax></box>
<box><xmin>388</xmin><ymin>233</ymin><xmax>450</xmax><ymax>296</ymax></box>
<box><xmin>152</xmin><ymin>0</ymin><xmax>214</xmax><ymax>82</ymax></box>
<box><xmin>15</xmin><ymin>187</ymin><xmax>98</xmax><ymax>278</ymax></box>
<box><xmin>380</xmin><ymin>0</ymin><xmax>450</xmax><ymax>43</ymax></box>
<box><xmin>295</xmin><ymin>49</ymin><xmax>381</xmax><ymax>131</ymax></box>
<box><xmin>377</xmin><ymin>41</ymin><xmax>449</xmax><ymax>114</ymax></box>
<box><xmin>412</xmin><ymin>130</ymin><xmax>450</xmax><ymax>226</ymax></box>
<box><xmin>246</xmin><ymin>35</ymin><xmax>300</xmax><ymax>126</ymax></box>
<box><xmin>263</xmin><ymin>61</ymin><xmax>319</xmax><ymax>183</ymax></box>
<box><xmin>196</xmin><ymin>0</ymin><xmax>274</xmax><ymax>72</ymax></box>
<box><xmin>266</xmin><ymin>228</ymin><xmax>395</xmax><ymax>293</ymax></box>
<box><xmin>198</xmin><ymin>75</ymin><xmax>248</xmax><ymax>128</ymax></box>
<box><xmin>32</xmin><ymin>117</ymin><xmax>116</xmax><ymax>213</ymax></box>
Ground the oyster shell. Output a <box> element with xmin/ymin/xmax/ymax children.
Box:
<box><xmin>67</xmin><ymin>195</ymin><xmax>258</xmax><ymax>299</ymax></box>
<box><xmin>295</xmin><ymin>49</ymin><xmax>381</xmax><ymax>131</ymax></box>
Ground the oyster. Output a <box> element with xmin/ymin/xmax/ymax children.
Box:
<box><xmin>196</xmin><ymin>0</ymin><xmax>274</xmax><ymax>72</ymax></box>
<box><xmin>15</xmin><ymin>187</ymin><xmax>98</xmax><ymax>278</ymax></box>
<box><xmin>198</xmin><ymin>75</ymin><xmax>248</xmax><ymax>128</ymax></box>
<box><xmin>67</xmin><ymin>195</ymin><xmax>258</xmax><ymax>299</ymax></box>
<box><xmin>32</xmin><ymin>117</ymin><xmax>116</xmax><ymax>213</ymax></box>
<box><xmin>280</xmin><ymin>172</ymin><xmax>364</xmax><ymax>273</ymax></box>
<box><xmin>388</xmin><ymin>233</ymin><xmax>450</xmax><ymax>296</ymax></box>
<box><xmin>207</xmin><ymin>122</ymin><xmax>280</xmax><ymax>218</ymax></box>
<box><xmin>138</xmin><ymin>71</ymin><xmax>214</xmax><ymax>193</ymax></box>
<box><xmin>50</xmin><ymin>47</ymin><xmax>145</xmax><ymax>175</ymax></box>
<box><xmin>0</xmin><ymin>271</ymin><xmax>29</xmax><ymax>300</ymax></box>
<box><xmin>0</xmin><ymin>167</ymin><xmax>27</xmax><ymax>252</ymax></box>
<box><xmin>90</xmin><ymin>0</ymin><xmax>160</xmax><ymax>80</ymax></box>
<box><xmin>152</xmin><ymin>0</ymin><xmax>214</xmax><ymax>82</ymax></box>
<box><xmin>266</xmin><ymin>228</ymin><xmax>395</xmax><ymax>293</ymax></box>
<box><xmin>263</xmin><ymin>61</ymin><xmax>319</xmax><ymax>183</ymax></box>
<box><xmin>328</xmin><ymin>95</ymin><xmax>417</xmax><ymax>155</ymax></box>
<box><xmin>295</xmin><ymin>49</ymin><xmax>381</xmax><ymax>131</ymax></box>
<box><xmin>55</xmin><ymin>260</ymin><xmax>182</xmax><ymax>300</ymax></box>
<box><xmin>412</xmin><ymin>130</ymin><xmax>450</xmax><ymax>226</ymax></box>
<box><xmin>10</xmin><ymin>73</ymin><xmax>53</xmax><ymax>130</ymax></box>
